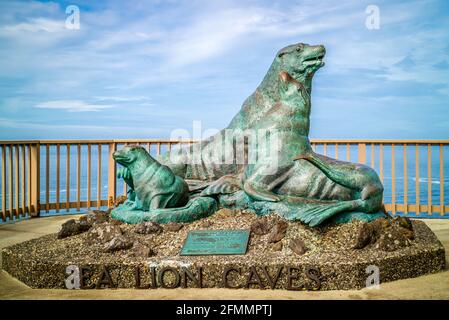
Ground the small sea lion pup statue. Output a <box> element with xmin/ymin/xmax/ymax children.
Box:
<box><xmin>112</xmin><ymin>145</ymin><xmax>216</xmax><ymax>224</ymax></box>
<box><xmin>112</xmin><ymin>146</ymin><xmax>189</xmax><ymax>216</ymax></box>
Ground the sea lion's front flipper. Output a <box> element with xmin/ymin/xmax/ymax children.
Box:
<box><xmin>243</xmin><ymin>180</ymin><xmax>280</xmax><ymax>202</ymax></box>
<box><xmin>187</xmin><ymin>180</ymin><xmax>210</xmax><ymax>193</ymax></box>
<box><xmin>149</xmin><ymin>193</ymin><xmax>173</xmax><ymax>210</ymax></box>
<box><xmin>117</xmin><ymin>166</ymin><xmax>136</xmax><ymax>201</ymax></box>
<box><xmin>200</xmin><ymin>175</ymin><xmax>241</xmax><ymax>196</ymax></box>
<box><xmin>242</xmin><ymin>164</ymin><xmax>284</xmax><ymax>202</ymax></box>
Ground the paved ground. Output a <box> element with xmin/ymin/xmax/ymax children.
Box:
<box><xmin>0</xmin><ymin>215</ymin><xmax>448</xmax><ymax>300</ymax></box>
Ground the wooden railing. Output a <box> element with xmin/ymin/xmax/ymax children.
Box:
<box><xmin>0</xmin><ymin>139</ymin><xmax>194</xmax><ymax>222</ymax></box>
<box><xmin>0</xmin><ymin>142</ymin><xmax>40</xmax><ymax>220</ymax></box>
<box><xmin>310</xmin><ymin>140</ymin><xmax>448</xmax><ymax>216</ymax></box>
<box><xmin>0</xmin><ymin>139</ymin><xmax>448</xmax><ymax>222</ymax></box>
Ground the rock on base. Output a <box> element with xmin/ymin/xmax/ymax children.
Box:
<box><xmin>1</xmin><ymin>213</ymin><xmax>445</xmax><ymax>290</ymax></box>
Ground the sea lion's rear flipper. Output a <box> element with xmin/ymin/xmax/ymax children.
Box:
<box><xmin>200</xmin><ymin>175</ymin><xmax>241</xmax><ymax>196</ymax></box>
<box><xmin>143</xmin><ymin>196</ymin><xmax>218</xmax><ymax>224</ymax></box>
<box><xmin>295</xmin><ymin>199</ymin><xmax>362</xmax><ymax>227</ymax></box>
<box><xmin>294</xmin><ymin>152</ymin><xmax>384</xmax><ymax>216</ymax></box>
<box><xmin>111</xmin><ymin>196</ymin><xmax>218</xmax><ymax>224</ymax></box>
<box><xmin>294</xmin><ymin>152</ymin><xmax>360</xmax><ymax>191</ymax></box>
<box><xmin>224</xmin><ymin>191</ymin><xmax>380</xmax><ymax>226</ymax></box>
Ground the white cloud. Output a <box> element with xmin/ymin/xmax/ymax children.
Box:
<box><xmin>0</xmin><ymin>117</ymin><xmax>109</xmax><ymax>130</ymax></box>
<box><xmin>2</xmin><ymin>17</ymin><xmax>65</xmax><ymax>33</ymax></box>
<box><xmin>0</xmin><ymin>0</ymin><xmax>60</xmax><ymax>23</ymax></box>
<box><xmin>159</xmin><ymin>5</ymin><xmax>359</xmax><ymax>67</ymax></box>
<box><xmin>1</xmin><ymin>0</ymin><xmax>449</xmax><ymax>140</ymax></box>
<box><xmin>94</xmin><ymin>96</ymin><xmax>151</xmax><ymax>102</ymax></box>
<box><xmin>163</xmin><ymin>9</ymin><xmax>268</xmax><ymax>66</ymax></box>
<box><xmin>35</xmin><ymin>100</ymin><xmax>115</xmax><ymax>112</ymax></box>
<box><xmin>0</xmin><ymin>117</ymin><xmax>169</xmax><ymax>139</ymax></box>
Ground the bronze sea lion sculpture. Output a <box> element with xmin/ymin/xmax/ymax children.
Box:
<box><xmin>111</xmin><ymin>145</ymin><xmax>217</xmax><ymax>224</ymax></box>
<box><xmin>113</xmin><ymin>145</ymin><xmax>189</xmax><ymax>211</ymax></box>
<box><xmin>112</xmin><ymin>43</ymin><xmax>386</xmax><ymax>226</ymax></box>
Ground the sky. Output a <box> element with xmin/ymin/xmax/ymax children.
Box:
<box><xmin>0</xmin><ymin>0</ymin><xmax>448</xmax><ymax>140</ymax></box>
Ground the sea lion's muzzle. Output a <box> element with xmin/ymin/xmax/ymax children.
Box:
<box><xmin>302</xmin><ymin>45</ymin><xmax>325</xmax><ymax>67</ymax></box>
<box><xmin>113</xmin><ymin>150</ymin><xmax>123</xmax><ymax>159</ymax></box>
<box><xmin>113</xmin><ymin>150</ymin><xmax>131</xmax><ymax>164</ymax></box>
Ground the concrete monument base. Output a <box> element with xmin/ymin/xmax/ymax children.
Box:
<box><xmin>1</xmin><ymin>209</ymin><xmax>445</xmax><ymax>290</ymax></box>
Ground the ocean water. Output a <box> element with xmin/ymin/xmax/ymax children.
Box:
<box><xmin>1</xmin><ymin>143</ymin><xmax>448</xmax><ymax>222</ymax></box>
<box><xmin>312</xmin><ymin>144</ymin><xmax>449</xmax><ymax>216</ymax></box>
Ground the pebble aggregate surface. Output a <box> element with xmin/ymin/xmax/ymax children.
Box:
<box><xmin>1</xmin><ymin>209</ymin><xmax>445</xmax><ymax>290</ymax></box>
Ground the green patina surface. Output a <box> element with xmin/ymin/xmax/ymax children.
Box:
<box><xmin>180</xmin><ymin>230</ymin><xmax>250</xmax><ymax>256</ymax></box>
<box><xmin>111</xmin><ymin>42</ymin><xmax>386</xmax><ymax>227</ymax></box>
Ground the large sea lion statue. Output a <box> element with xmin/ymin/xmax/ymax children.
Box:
<box><xmin>112</xmin><ymin>42</ymin><xmax>385</xmax><ymax>226</ymax></box>
<box><xmin>157</xmin><ymin>43</ymin><xmax>327</xmax><ymax>180</ymax></box>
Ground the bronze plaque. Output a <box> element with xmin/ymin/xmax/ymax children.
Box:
<box><xmin>180</xmin><ymin>229</ymin><xmax>250</xmax><ymax>255</ymax></box>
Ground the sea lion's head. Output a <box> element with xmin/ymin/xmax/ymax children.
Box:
<box><xmin>113</xmin><ymin>145</ymin><xmax>150</xmax><ymax>166</ymax></box>
<box><xmin>276</xmin><ymin>43</ymin><xmax>325</xmax><ymax>84</ymax></box>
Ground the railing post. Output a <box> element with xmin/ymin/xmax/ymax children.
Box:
<box><xmin>440</xmin><ymin>144</ymin><xmax>445</xmax><ymax>216</ymax></box>
<box><xmin>30</xmin><ymin>142</ymin><xmax>40</xmax><ymax>217</ymax></box>
<box><xmin>1</xmin><ymin>145</ymin><xmax>6</xmax><ymax>221</ymax></box>
<box><xmin>97</xmin><ymin>144</ymin><xmax>102</xmax><ymax>209</ymax></box>
<box><xmin>358</xmin><ymin>143</ymin><xmax>366</xmax><ymax>164</ymax></box>
<box><xmin>108</xmin><ymin>142</ymin><xmax>117</xmax><ymax>208</ymax></box>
